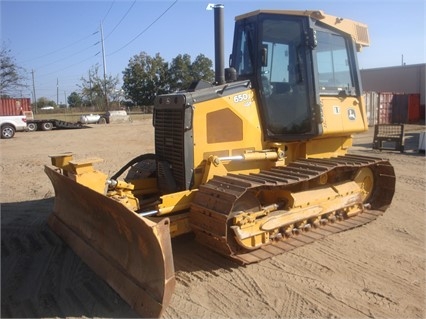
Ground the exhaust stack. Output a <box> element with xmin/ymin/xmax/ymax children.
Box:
<box><xmin>213</xmin><ymin>4</ymin><xmax>225</xmax><ymax>85</ymax></box>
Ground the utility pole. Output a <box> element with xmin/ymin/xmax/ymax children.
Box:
<box><xmin>57</xmin><ymin>78</ymin><xmax>59</xmax><ymax>106</ymax></box>
<box><xmin>31</xmin><ymin>69</ymin><xmax>37</xmax><ymax>114</ymax></box>
<box><xmin>89</xmin><ymin>69</ymin><xmax>93</xmax><ymax>107</ymax></box>
<box><xmin>100</xmin><ymin>22</ymin><xmax>109</xmax><ymax>111</ymax></box>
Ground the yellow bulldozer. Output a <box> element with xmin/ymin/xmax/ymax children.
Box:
<box><xmin>45</xmin><ymin>6</ymin><xmax>395</xmax><ymax>318</ymax></box>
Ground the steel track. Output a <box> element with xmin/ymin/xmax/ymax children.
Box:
<box><xmin>189</xmin><ymin>154</ymin><xmax>395</xmax><ymax>264</ymax></box>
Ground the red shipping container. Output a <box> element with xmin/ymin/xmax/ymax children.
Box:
<box><xmin>0</xmin><ymin>98</ymin><xmax>32</xmax><ymax>116</ymax></box>
<box><xmin>408</xmin><ymin>94</ymin><xmax>420</xmax><ymax>123</ymax></box>
<box><xmin>420</xmin><ymin>104</ymin><xmax>425</xmax><ymax>120</ymax></box>
<box><xmin>392</xmin><ymin>93</ymin><xmax>421</xmax><ymax>123</ymax></box>
<box><xmin>378</xmin><ymin>92</ymin><xmax>394</xmax><ymax>124</ymax></box>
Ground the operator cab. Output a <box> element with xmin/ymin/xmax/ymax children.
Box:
<box><xmin>229</xmin><ymin>10</ymin><xmax>362</xmax><ymax>141</ymax></box>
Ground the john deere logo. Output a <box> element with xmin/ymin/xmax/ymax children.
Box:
<box><xmin>348</xmin><ymin>108</ymin><xmax>356</xmax><ymax>121</ymax></box>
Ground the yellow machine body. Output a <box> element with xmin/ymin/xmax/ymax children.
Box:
<box><xmin>45</xmin><ymin>8</ymin><xmax>395</xmax><ymax>318</ymax></box>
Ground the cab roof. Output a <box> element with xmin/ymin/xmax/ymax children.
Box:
<box><xmin>235</xmin><ymin>10</ymin><xmax>369</xmax><ymax>50</ymax></box>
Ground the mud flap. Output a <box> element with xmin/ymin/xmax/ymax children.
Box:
<box><xmin>45</xmin><ymin>165</ymin><xmax>175</xmax><ymax>318</ymax></box>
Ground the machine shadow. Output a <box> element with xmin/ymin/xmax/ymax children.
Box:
<box><xmin>1</xmin><ymin>198</ymin><xmax>236</xmax><ymax>318</ymax></box>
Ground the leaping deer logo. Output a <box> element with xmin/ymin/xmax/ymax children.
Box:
<box><xmin>348</xmin><ymin>108</ymin><xmax>356</xmax><ymax>121</ymax></box>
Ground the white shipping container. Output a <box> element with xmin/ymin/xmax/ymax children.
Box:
<box><xmin>364</xmin><ymin>91</ymin><xmax>379</xmax><ymax>127</ymax></box>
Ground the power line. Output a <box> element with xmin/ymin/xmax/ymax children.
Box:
<box><xmin>20</xmin><ymin>1</ymin><xmax>114</xmax><ymax>66</ymax></box>
<box><xmin>34</xmin><ymin>1</ymin><xmax>130</xmax><ymax>77</ymax></box>
<box><xmin>105</xmin><ymin>0</ymin><xmax>137</xmax><ymax>40</ymax></box>
<box><xmin>108</xmin><ymin>0</ymin><xmax>178</xmax><ymax>56</ymax></box>
<box><xmin>20</xmin><ymin>31</ymin><xmax>98</xmax><ymax>65</ymax></box>
<box><xmin>35</xmin><ymin>54</ymin><xmax>98</xmax><ymax>79</ymax></box>
<box><xmin>102</xmin><ymin>0</ymin><xmax>116</xmax><ymax>23</ymax></box>
<box><xmin>18</xmin><ymin>2</ymin><xmax>123</xmax><ymax>100</ymax></box>
<box><xmin>27</xmin><ymin>2</ymin><xmax>119</xmax><ymax>80</ymax></box>
<box><xmin>32</xmin><ymin>42</ymin><xmax>99</xmax><ymax>73</ymax></box>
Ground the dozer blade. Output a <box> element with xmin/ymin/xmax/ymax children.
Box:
<box><xmin>44</xmin><ymin>165</ymin><xmax>175</xmax><ymax>318</ymax></box>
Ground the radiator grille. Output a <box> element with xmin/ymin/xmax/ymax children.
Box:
<box><xmin>154</xmin><ymin>107</ymin><xmax>186</xmax><ymax>191</ymax></box>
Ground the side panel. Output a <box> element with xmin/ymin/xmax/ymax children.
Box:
<box><xmin>192</xmin><ymin>87</ymin><xmax>272</xmax><ymax>183</ymax></box>
<box><xmin>320</xmin><ymin>96</ymin><xmax>368</xmax><ymax>135</ymax></box>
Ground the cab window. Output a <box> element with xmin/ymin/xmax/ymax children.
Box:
<box><xmin>315</xmin><ymin>31</ymin><xmax>354</xmax><ymax>94</ymax></box>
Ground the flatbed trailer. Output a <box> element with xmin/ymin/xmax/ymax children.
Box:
<box><xmin>27</xmin><ymin>119</ymin><xmax>83</xmax><ymax>131</ymax></box>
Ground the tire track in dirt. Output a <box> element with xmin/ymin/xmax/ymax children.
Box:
<box><xmin>168</xmin><ymin>211</ymin><xmax>422</xmax><ymax>318</ymax></box>
<box><xmin>169</xmin><ymin>235</ymin><xmax>292</xmax><ymax>318</ymax></box>
<box><xmin>271</xmin><ymin>231</ymin><xmax>417</xmax><ymax>318</ymax></box>
<box><xmin>260</xmin><ymin>255</ymin><xmax>348</xmax><ymax>318</ymax></box>
<box><xmin>398</xmin><ymin>174</ymin><xmax>426</xmax><ymax>191</ymax></box>
<box><xmin>316</xmin><ymin>233</ymin><xmax>421</xmax><ymax>291</ymax></box>
<box><xmin>168</xmin><ymin>236</ymin><xmax>256</xmax><ymax>318</ymax></box>
<box><xmin>174</xmin><ymin>233</ymin><xmax>353</xmax><ymax>318</ymax></box>
<box><xmin>246</xmin><ymin>261</ymin><xmax>328</xmax><ymax>318</ymax></box>
<box><xmin>246</xmin><ymin>228</ymin><xmax>409</xmax><ymax>319</ymax></box>
<box><xmin>266</xmin><ymin>254</ymin><xmax>379</xmax><ymax>318</ymax></box>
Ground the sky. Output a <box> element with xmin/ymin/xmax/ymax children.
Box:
<box><xmin>1</xmin><ymin>0</ymin><xmax>425</xmax><ymax>104</ymax></box>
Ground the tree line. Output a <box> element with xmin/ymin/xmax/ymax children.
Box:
<box><xmin>1</xmin><ymin>44</ymin><xmax>215</xmax><ymax>110</ymax></box>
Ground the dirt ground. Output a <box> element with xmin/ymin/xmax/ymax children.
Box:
<box><xmin>1</xmin><ymin>119</ymin><xmax>425</xmax><ymax>318</ymax></box>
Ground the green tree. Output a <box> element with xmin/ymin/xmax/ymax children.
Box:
<box><xmin>169</xmin><ymin>54</ymin><xmax>192</xmax><ymax>92</ymax></box>
<box><xmin>0</xmin><ymin>44</ymin><xmax>27</xmax><ymax>96</ymax></box>
<box><xmin>122</xmin><ymin>52</ymin><xmax>169</xmax><ymax>106</ymax></box>
<box><xmin>36</xmin><ymin>97</ymin><xmax>56</xmax><ymax>109</ymax></box>
<box><xmin>79</xmin><ymin>64</ymin><xmax>119</xmax><ymax>110</ymax></box>
<box><xmin>122</xmin><ymin>52</ymin><xmax>214</xmax><ymax>106</ymax></box>
<box><xmin>67</xmin><ymin>91</ymin><xmax>83</xmax><ymax>107</ymax></box>
<box><xmin>169</xmin><ymin>53</ymin><xmax>214</xmax><ymax>92</ymax></box>
<box><xmin>190</xmin><ymin>54</ymin><xmax>214</xmax><ymax>84</ymax></box>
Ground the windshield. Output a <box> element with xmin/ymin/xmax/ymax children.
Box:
<box><xmin>259</xmin><ymin>17</ymin><xmax>312</xmax><ymax>135</ymax></box>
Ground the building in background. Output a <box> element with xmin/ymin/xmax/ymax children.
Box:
<box><xmin>361</xmin><ymin>63</ymin><xmax>425</xmax><ymax>125</ymax></box>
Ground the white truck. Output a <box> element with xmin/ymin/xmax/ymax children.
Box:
<box><xmin>0</xmin><ymin>115</ymin><xmax>27</xmax><ymax>139</ymax></box>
